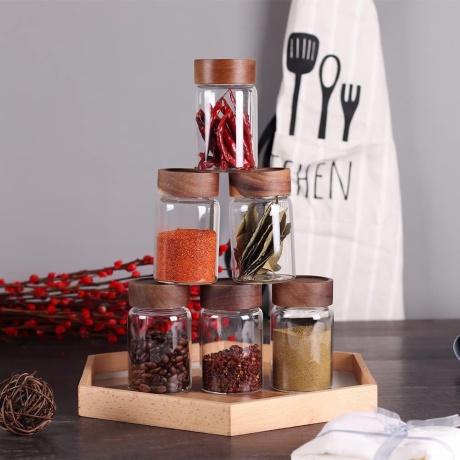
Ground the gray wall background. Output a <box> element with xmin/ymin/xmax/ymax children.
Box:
<box><xmin>0</xmin><ymin>0</ymin><xmax>459</xmax><ymax>319</ymax></box>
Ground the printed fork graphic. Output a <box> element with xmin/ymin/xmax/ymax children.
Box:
<box><xmin>340</xmin><ymin>84</ymin><xmax>361</xmax><ymax>142</ymax></box>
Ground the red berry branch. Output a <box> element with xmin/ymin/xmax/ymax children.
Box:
<box><xmin>0</xmin><ymin>245</ymin><xmax>229</xmax><ymax>343</ymax></box>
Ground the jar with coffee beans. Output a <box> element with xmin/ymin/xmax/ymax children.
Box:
<box><xmin>200</xmin><ymin>279</ymin><xmax>263</xmax><ymax>394</ymax></box>
<box><xmin>271</xmin><ymin>276</ymin><xmax>333</xmax><ymax>392</ymax></box>
<box><xmin>127</xmin><ymin>279</ymin><xmax>192</xmax><ymax>394</ymax></box>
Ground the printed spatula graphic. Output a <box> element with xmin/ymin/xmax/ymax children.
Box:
<box><xmin>287</xmin><ymin>33</ymin><xmax>319</xmax><ymax>136</ymax></box>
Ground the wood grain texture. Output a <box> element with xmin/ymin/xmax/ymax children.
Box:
<box><xmin>272</xmin><ymin>276</ymin><xmax>333</xmax><ymax>307</ymax></box>
<box><xmin>229</xmin><ymin>168</ymin><xmax>291</xmax><ymax>197</ymax></box>
<box><xmin>128</xmin><ymin>278</ymin><xmax>190</xmax><ymax>309</ymax></box>
<box><xmin>157</xmin><ymin>168</ymin><xmax>219</xmax><ymax>198</ymax></box>
<box><xmin>78</xmin><ymin>346</ymin><xmax>376</xmax><ymax>436</ymax></box>
<box><xmin>1</xmin><ymin>319</ymin><xmax>460</xmax><ymax>459</ymax></box>
<box><xmin>200</xmin><ymin>278</ymin><xmax>262</xmax><ymax>310</ymax></box>
<box><xmin>194</xmin><ymin>59</ymin><xmax>256</xmax><ymax>85</ymax></box>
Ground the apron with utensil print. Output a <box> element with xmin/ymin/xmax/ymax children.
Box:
<box><xmin>266</xmin><ymin>0</ymin><xmax>404</xmax><ymax>320</ymax></box>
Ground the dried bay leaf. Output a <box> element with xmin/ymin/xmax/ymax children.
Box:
<box><xmin>236</xmin><ymin>199</ymin><xmax>292</xmax><ymax>279</ymax></box>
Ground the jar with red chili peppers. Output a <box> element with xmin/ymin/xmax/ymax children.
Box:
<box><xmin>127</xmin><ymin>279</ymin><xmax>192</xmax><ymax>394</ymax></box>
<box><xmin>154</xmin><ymin>168</ymin><xmax>220</xmax><ymax>285</ymax></box>
<box><xmin>194</xmin><ymin>59</ymin><xmax>258</xmax><ymax>171</ymax></box>
<box><xmin>200</xmin><ymin>279</ymin><xmax>263</xmax><ymax>394</ymax></box>
<box><xmin>228</xmin><ymin>168</ymin><xmax>296</xmax><ymax>284</ymax></box>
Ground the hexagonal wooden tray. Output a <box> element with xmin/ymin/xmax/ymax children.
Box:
<box><xmin>78</xmin><ymin>344</ymin><xmax>377</xmax><ymax>436</ymax></box>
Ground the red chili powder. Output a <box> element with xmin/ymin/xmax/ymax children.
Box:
<box><xmin>156</xmin><ymin>229</ymin><xmax>217</xmax><ymax>283</ymax></box>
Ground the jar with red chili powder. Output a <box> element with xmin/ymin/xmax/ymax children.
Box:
<box><xmin>199</xmin><ymin>279</ymin><xmax>263</xmax><ymax>394</ymax></box>
<box><xmin>127</xmin><ymin>279</ymin><xmax>192</xmax><ymax>394</ymax></box>
<box><xmin>228</xmin><ymin>168</ymin><xmax>296</xmax><ymax>284</ymax></box>
<box><xmin>154</xmin><ymin>168</ymin><xmax>220</xmax><ymax>285</ymax></box>
<box><xmin>194</xmin><ymin>59</ymin><xmax>258</xmax><ymax>171</ymax></box>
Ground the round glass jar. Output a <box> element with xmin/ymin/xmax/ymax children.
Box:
<box><xmin>228</xmin><ymin>168</ymin><xmax>295</xmax><ymax>283</ymax></box>
<box><xmin>194</xmin><ymin>59</ymin><xmax>258</xmax><ymax>171</ymax></box>
<box><xmin>127</xmin><ymin>279</ymin><xmax>192</xmax><ymax>394</ymax></box>
<box><xmin>200</xmin><ymin>279</ymin><xmax>263</xmax><ymax>394</ymax></box>
<box><xmin>154</xmin><ymin>168</ymin><xmax>220</xmax><ymax>284</ymax></box>
<box><xmin>270</xmin><ymin>276</ymin><xmax>333</xmax><ymax>392</ymax></box>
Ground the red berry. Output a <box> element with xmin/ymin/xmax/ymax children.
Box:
<box><xmin>131</xmin><ymin>270</ymin><xmax>141</xmax><ymax>277</ymax></box>
<box><xmin>107</xmin><ymin>334</ymin><xmax>118</xmax><ymax>343</ymax></box>
<box><xmin>80</xmin><ymin>275</ymin><xmax>93</xmax><ymax>285</ymax></box>
<box><xmin>142</xmin><ymin>255</ymin><xmax>154</xmax><ymax>264</ymax></box>
<box><xmin>55</xmin><ymin>325</ymin><xmax>66</xmax><ymax>334</ymax></box>
<box><xmin>219</xmin><ymin>244</ymin><xmax>229</xmax><ymax>256</ymax></box>
<box><xmin>47</xmin><ymin>305</ymin><xmax>56</xmax><ymax>315</ymax></box>
<box><xmin>126</xmin><ymin>263</ymin><xmax>136</xmax><ymax>272</ymax></box>
<box><xmin>98</xmin><ymin>271</ymin><xmax>108</xmax><ymax>278</ymax></box>
<box><xmin>113</xmin><ymin>260</ymin><xmax>123</xmax><ymax>269</ymax></box>
<box><xmin>50</xmin><ymin>298</ymin><xmax>59</xmax><ymax>305</ymax></box>
<box><xmin>228</xmin><ymin>335</ymin><xmax>236</xmax><ymax>341</ymax></box>
<box><xmin>26</xmin><ymin>303</ymin><xmax>36</xmax><ymax>311</ymax></box>
<box><xmin>29</xmin><ymin>274</ymin><xmax>39</xmax><ymax>283</ymax></box>
<box><xmin>48</xmin><ymin>272</ymin><xmax>56</xmax><ymax>280</ymax></box>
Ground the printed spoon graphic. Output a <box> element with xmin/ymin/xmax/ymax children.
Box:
<box><xmin>318</xmin><ymin>54</ymin><xmax>341</xmax><ymax>140</ymax></box>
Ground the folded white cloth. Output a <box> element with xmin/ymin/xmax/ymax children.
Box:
<box><xmin>292</xmin><ymin>408</ymin><xmax>460</xmax><ymax>460</ymax></box>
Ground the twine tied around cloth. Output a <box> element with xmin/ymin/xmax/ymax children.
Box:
<box><xmin>0</xmin><ymin>372</ymin><xmax>56</xmax><ymax>435</ymax></box>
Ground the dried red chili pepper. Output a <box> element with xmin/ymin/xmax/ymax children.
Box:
<box><xmin>217</xmin><ymin>114</ymin><xmax>236</xmax><ymax>167</ymax></box>
<box><xmin>196</xmin><ymin>91</ymin><xmax>255</xmax><ymax>170</ymax></box>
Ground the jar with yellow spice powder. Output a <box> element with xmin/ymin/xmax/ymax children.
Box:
<box><xmin>270</xmin><ymin>276</ymin><xmax>333</xmax><ymax>392</ymax></box>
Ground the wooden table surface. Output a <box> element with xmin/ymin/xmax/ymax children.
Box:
<box><xmin>1</xmin><ymin>319</ymin><xmax>459</xmax><ymax>460</ymax></box>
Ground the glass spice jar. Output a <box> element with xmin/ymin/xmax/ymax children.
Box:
<box><xmin>200</xmin><ymin>279</ymin><xmax>263</xmax><ymax>394</ymax></box>
<box><xmin>270</xmin><ymin>276</ymin><xmax>334</xmax><ymax>392</ymax></box>
<box><xmin>127</xmin><ymin>279</ymin><xmax>192</xmax><ymax>394</ymax></box>
<box><xmin>194</xmin><ymin>59</ymin><xmax>258</xmax><ymax>171</ymax></box>
<box><xmin>228</xmin><ymin>168</ymin><xmax>295</xmax><ymax>283</ymax></box>
<box><xmin>154</xmin><ymin>168</ymin><xmax>220</xmax><ymax>284</ymax></box>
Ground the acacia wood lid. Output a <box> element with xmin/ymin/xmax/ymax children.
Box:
<box><xmin>128</xmin><ymin>279</ymin><xmax>190</xmax><ymax>309</ymax></box>
<box><xmin>272</xmin><ymin>276</ymin><xmax>333</xmax><ymax>307</ymax></box>
<box><xmin>229</xmin><ymin>168</ymin><xmax>291</xmax><ymax>197</ymax></box>
<box><xmin>157</xmin><ymin>168</ymin><xmax>219</xmax><ymax>197</ymax></box>
<box><xmin>200</xmin><ymin>279</ymin><xmax>262</xmax><ymax>311</ymax></box>
<box><xmin>194</xmin><ymin>59</ymin><xmax>256</xmax><ymax>85</ymax></box>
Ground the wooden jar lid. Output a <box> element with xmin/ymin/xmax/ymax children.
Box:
<box><xmin>194</xmin><ymin>59</ymin><xmax>256</xmax><ymax>85</ymax></box>
<box><xmin>157</xmin><ymin>168</ymin><xmax>219</xmax><ymax>198</ymax></box>
<box><xmin>272</xmin><ymin>276</ymin><xmax>333</xmax><ymax>307</ymax></box>
<box><xmin>200</xmin><ymin>279</ymin><xmax>262</xmax><ymax>311</ymax></box>
<box><xmin>128</xmin><ymin>279</ymin><xmax>190</xmax><ymax>309</ymax></box>
<box><xmin>229</xmin><ymin>168</ymin><xmax>291</xmax><ymax>197</ymax></box>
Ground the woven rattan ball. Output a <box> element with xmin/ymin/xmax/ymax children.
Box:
<box><xmin>0</xmin><ymin>372</ymin><xmax>56</xmax><ymax>436</ymax></box>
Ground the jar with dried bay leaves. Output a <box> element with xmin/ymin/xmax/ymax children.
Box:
<box><xmin>271</xmin><ymin>276</ymin><xmax>333</xmax><ymax>392</ymax></box>
<box><xmin>228</xmin><ymin>168</ymin><xmax>295</xmax><ymax>284</ymax></box>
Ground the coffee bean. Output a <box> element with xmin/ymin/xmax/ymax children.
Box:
<box><xmin>128</xmin><ymin>331</ymin><xmax>191</xmax><ymax>394</ymax></box>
